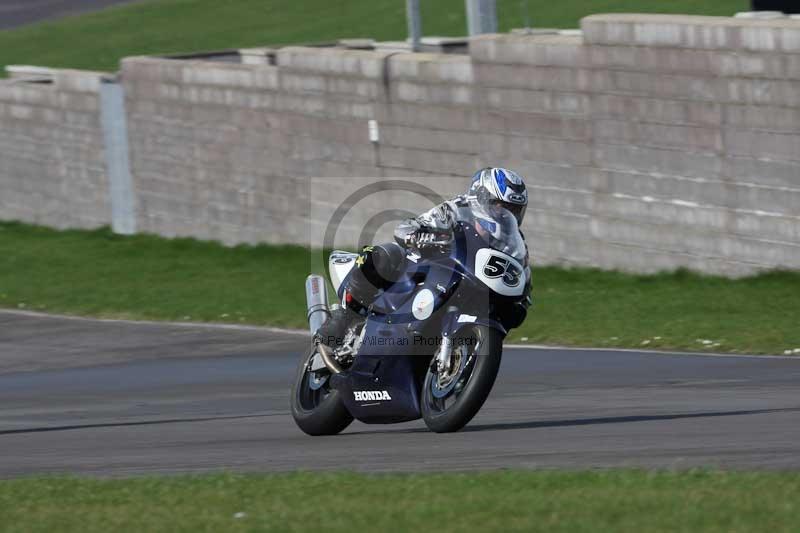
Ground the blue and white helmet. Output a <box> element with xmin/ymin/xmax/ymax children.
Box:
<box><xmin>469</xmin><ymin>167</ymin><xmax>528</xmax><ymax>225</ymax></box>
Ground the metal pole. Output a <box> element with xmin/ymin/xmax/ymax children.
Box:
<box><xmin>466</xmin><ymin>0</ymin><xmax>497</xmax><ymax>36</ymax></box>
<box><xmin>406</xmin><ymin>0</ymin><xmax>422</xmax><ymax>52</ymax></box>
<box><xmin>483</xmin><ymin>0</ymin><xmax>497</xmax><ymax>33</ymax></box>
<box><xmin>521</xmin><ymin>0</ymin><xmax>531</xmax><ymax>30</ymax></box>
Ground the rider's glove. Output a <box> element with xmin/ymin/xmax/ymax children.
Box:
<box><xmin>413</xmin><ymin>228</ymin><xmax>451</xmax><ymax>250</ymax></box>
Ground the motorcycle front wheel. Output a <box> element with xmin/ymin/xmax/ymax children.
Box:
<box><xmin>290</xmin><ymin>342</ymin><xmax>354</xmax><ymax>436</ymax></box>
<box><xmin>421</xmin><ymin>325</ymin><xmax>503</xmax><ymax>433</ymax></box>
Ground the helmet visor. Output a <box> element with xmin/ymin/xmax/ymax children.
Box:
<box><xmin>505</xmin><ymin>202</ymin><xmax>526</xmax><ymax>226</ymax></box>
<box><xmin>485</xmin><ymin>199</ymin><xmax>526</xmax><ymax>226</ymax></box>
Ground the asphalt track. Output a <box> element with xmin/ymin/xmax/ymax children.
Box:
<box><xmin>1</xmin><ymin>309</ymin><xmax>799</xmax><ymax>477</ymax></box>
<box><xmin>0</xmin><ymin>0</ymin><xmax>141</xmax><ymax>30</ymax></box>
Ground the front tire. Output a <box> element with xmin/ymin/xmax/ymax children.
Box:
<box><xmin>421</xmin><ymin>325</ymin><xmax>503</xmax><ymax>433</ymax></box>
<box><xmin>290</xmin><ymin>343</ymin><xmax>353</xmax><ymax>436</ymax></box>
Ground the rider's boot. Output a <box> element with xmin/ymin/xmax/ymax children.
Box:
<box><xmin>315</xmin><ymin>243</ymin><xmax>401</xmax><ymax>350</ymax></box>
<box><xmin>314</xmin><ymin>305</ymin><xmax>361</xmax><ymax>349</ymax></box>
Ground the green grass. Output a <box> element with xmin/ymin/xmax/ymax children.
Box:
<box><xmin>0</xmin><ymin>222</ymin><xmax>310</xmax><ymax>329</ymax></box>
<box><xmin>524</xmin><ymin>266</ymin><xmax>800</xmax><ymax>354</ymax></box>
<box><xmin>1</xmin><ymin>471</ymin><xmax>799</xmax><ymax>532</ymax></box>
<box><xmin>0</xmin><ymin>0</ymin><xmax>746</xmax><ymax>75</ymax></box>
<box><xmin>2</xmin><ymin>221</ymin><xmax>800</xmax><ymax>355</ymax></box>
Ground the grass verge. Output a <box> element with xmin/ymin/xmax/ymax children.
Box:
<box><xmin>1</xmin><ymin>471</ymin><xmax>799</xmax><ymax>532</ymax></box>
<box><xmin>1</xmin><ymin>221</ymin><xmax>799</xmax><ymax>354</ymax></box>
<box><xmin>0</xmin><ymin>0</ymin><xmax>746</xmax><ymax>75</ymax></box>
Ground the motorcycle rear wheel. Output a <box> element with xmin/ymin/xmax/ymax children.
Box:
<box><xmin>290</xmin><ymin>342</ymin><xmax>354</xmax><ymax>436</ymax></box>
<box><xmin>421</xmin><ymin>325</ymin><xmax>503</xmax><ymax>433</ymax></box>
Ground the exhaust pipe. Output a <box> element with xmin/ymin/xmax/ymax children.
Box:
<box><xmin>316</xmin><ymin>342</ymin><xmax>342</xmax><ymax>375</ymax></box>
<box><xmin>305</xmin><ymin>274</ymin><xmax>330</xmax><ymax>335</ymax></box>
<box><xmin>305</xmin><ymin>274</ymin><xmax>343</xmax><ymax>374</ymax></box>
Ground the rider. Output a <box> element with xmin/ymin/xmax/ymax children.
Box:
<box><xmin>316</xmin><ymin>167</ymin><xmax>532</xmax><ymax>348</ymax></box>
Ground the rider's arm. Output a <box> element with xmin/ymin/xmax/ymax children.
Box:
<box><xmin>394</xmin><ymin>202</ymin><xmax>456</xmax><ymax>248</ymax></box>
<box><xmin>393</xmin><ymin>218</ymin><xmax>421</xmax><ymax>247</ymax></box>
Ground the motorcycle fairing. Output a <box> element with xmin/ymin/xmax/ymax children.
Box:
<box><xmin>327</xmin><ymin>210</ymin><xmax>527</xmax><ymax>425</ymax></box>
<box><xmin>329</xmin><ymin>251</ymin><xmax>359</xmax><ymax>294</ymax></box>
<box><xmin>331</xmin><ymin>318</ymin><xmax>425</xmax><ymax>423</ymax></box>
<box><xmin>440</xmin><ymin>309</ymin><xmax>507</xmax><ymax>339</ymax></box>
<box><xmin>330</xmin><ymin>257</ymin><xmax>469</xmax><ymax>424</ymax></box>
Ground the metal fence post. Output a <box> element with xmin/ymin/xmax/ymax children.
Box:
<box><xmin>406</xmin><ymin>0</ymin><xmax>422</xmax><ymax>52</ymax></box>
<box><xmin>466</xmin><ymin>0</ymin><xmax>497</xmax><ymax>35</ymax></box>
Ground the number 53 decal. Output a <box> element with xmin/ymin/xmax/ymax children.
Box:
<box><xmin>475</xmin><ymin>249</ymin><xmax>525</xmax><ymax>297</ymax></box>
<box><xmin>483</xmin><ymin>255</ymin><xmax>522</xmax><ymax>287</ymax></box>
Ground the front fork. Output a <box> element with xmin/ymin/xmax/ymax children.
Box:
<box><xmin>432</xmin><ymin>335</ymin><xmax>453</xmax><ymax>372</ymax></box>
<box><xmin>431</xmin><ymin>310</ymin><xmax>507</xmax><ymax>372</ymax></box>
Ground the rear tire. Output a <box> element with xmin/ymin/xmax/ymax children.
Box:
<box><xmin>421</xmin><ymin>326</ymin><xmax>503</xmax><ymax>433</ymax></box>
<box><xmin>290</xmin><ymin>343</ymin><xmax>353</xmax><ymax>436</ymax></box>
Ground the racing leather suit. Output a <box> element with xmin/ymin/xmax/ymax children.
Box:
<box><xmin>316</xmin><ymin>195</ymin><xmax>531</xmax><ymax>347</ymax></box>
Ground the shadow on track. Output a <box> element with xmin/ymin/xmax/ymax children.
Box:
<box><xmin>5</xmin><ymin>407</ymin><xmax>797</xmax><ymax>438</ymax></box>
<box><xmin>346</xmin><ymin>407</ymin><xmax>800</xmax><ymax>436</ymax></box>
<box><xmin>463</xmin><ymin>407</ymin><xmax>800</xmax><ymax>433</ymax></box>
<box><xmin>0</xmin><ymin>413</ymin><xmax>276</xmax><ymax>436</ymax></box>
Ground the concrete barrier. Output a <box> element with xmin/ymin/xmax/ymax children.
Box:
<box><xmin>1</xmin><ymin>13</ymin><xmax>800</xmax><ymax>276</ymax></box>
<box><xmin>0</xmin><ymin>70</ymin><xmax>109</xmax><ymax>229</ymax></box>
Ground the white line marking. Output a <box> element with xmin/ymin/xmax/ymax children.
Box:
<box><xmin>0</xmin><ymin>309</ymin><xmax>308</xmax><ymax>336</ymax></box>
<box><xmin>504</xmin><ymin>343</ymin><xmax>799</xmax><ymax>360</ymax></box>
<box><xmin>1</xmin><ymin>309</ymin><xmax>796</xmax><ymax>360</ymax></box>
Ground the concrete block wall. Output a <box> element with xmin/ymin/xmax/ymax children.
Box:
<box><xmin>3</xmin><ymin>13</ymin><xmax>800</xmax><ymax>276</ymax></box>
<box><xmin>0</xmin><ymin>70</ymin><xmax>110</xmax><ymax>229</ymax></box>
<box><xmin>468</xmin><ymin>14</ymin><xmax>800</xmax><ymax>275</ymax></box>
<box><xmin>591</xmin><ymin>14</ymin><xmax>800</xmax><ymax>275</ymax></box>
<box><xmin>469</xmin><ymin>33</ymin><xmax>597</xmax><ymax>271</ymax></box>
<box><xmin>122</xmin><ymin>56</ymin><xmax>295</xmax><ymax>245</ymax></box>
<box><xmin>121</xmin><ymin>50</ymin><xmax>392</xmax><ymax>246</ymax></box>
<box><xmin>379</xmin><ymin>54</ymin><xmax>483</xmax><ymax>177</ymax></box>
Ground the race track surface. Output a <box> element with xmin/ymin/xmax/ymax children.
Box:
<box><xmin>0</xmin><ymin>0</ymin><xmax>141</xmax><ymax>30</ymax></box>
<box><xmin>1</xmin><ymin>310</ymin><xmax>799</xmax><ymax>477</ymax></box>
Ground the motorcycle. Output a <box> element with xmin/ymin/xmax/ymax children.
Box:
<box><xmin>290</xmin><ymin>204</ymin><xmax>530</xmax><ymax>434</ymax></box>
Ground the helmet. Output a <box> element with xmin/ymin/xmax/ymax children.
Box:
<box><xmin>468</xmin><ymin>167</ymin><xmax>528</xmax><ymax>225</ymax></box>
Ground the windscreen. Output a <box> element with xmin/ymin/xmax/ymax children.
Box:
<box><xmin>456</xmin><ymin>202</ymin><xmax>527</xmax><ymax>264</ymax></box>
